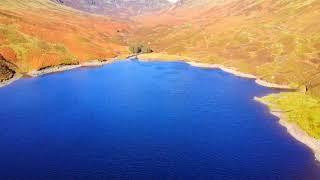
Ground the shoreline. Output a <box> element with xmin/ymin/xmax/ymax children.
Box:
<box><xmin>166</xmin><ymin>53</ymin><xmax>319</xmax><ymax>160</ymax></box>
<box><xmin>137</xmin><ymin>53</ymin><xmax>320</xmax><ymax>161</ymax></box>
<box><xmin>0</xmin><ymin>57</ymin><xmax>123</xmax><ymax>88</ymax></box>
<box><xmin>2</xmin><ymin>53</ymin><xmax>318</xmax><ymax>162</ymax></box>
<box><xmin>255</xmin><ymin>97</ymin><xmax>320</xmax><ymax>162</ymax></box>
<box><xmin>27</xmin><ymin>58</ymin><xmax>121</xmax><ymax>77</ymax></box>
<box><xmin>187</xmin><ymin>61</ymin><xmax>294</xmax><ymax>90</ymax></box>
<box><xmin>0</xmin><ymin>55</ymin><xmax>296</xmax><ymax>90</ymax></box>
<box><xmin>0</xmin><ymin>73</ymin><xmax>23</xmax><ymax>88</ymax></box>
<box><xmin>186</xmin><ymin>61</ymin><xmax>257</xmax><ymax>79</ymax></box>
<box><xmin>1</xmin><ymin>53</ymin><xmax>294</xmax><ymax>91</ymax></box>
<box><xmin>27</xmin><ymin>64</ymin><xmax>82</xmax><ymax>77</ymax></box>
<box><xmin>137</xmin><ymin>53</ymin><xmax>295</xmax><ymax>90</ymax></box>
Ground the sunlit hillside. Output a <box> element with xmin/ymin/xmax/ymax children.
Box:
<box><xmin>0</xmin><ymin>0</ymin><xmax>129</xmax><ymax>77</ymax></box>
<box><xmin>131</xmin><ymin>0</ymin><xmax>320</xmax><ymax>97</ymax></box>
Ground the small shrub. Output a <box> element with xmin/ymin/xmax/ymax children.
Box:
<box><xmin>129</xmin><ymin>44</ymin><xmax>142</xmax><ymax>54</ymax></box>
<box><xmin>141</xmin><ymin>45</ymin><xmax>153</xmax><ymax>53</ymax></box>
<box><xmin>129</xmin><ymin>44</ymin><xmax>153</xmax><ymax>54</ymax></box>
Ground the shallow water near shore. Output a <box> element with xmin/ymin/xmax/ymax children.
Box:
<box><xmin>0</xmin><ymin>60</ymin><xmax>319</xmax><ymax>179</ymax></box>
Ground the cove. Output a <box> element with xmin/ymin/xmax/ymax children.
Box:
<box><xmin>0</xmin><ymin>60</ymin><xmax>319</xmax><ymax>179</ymax></box>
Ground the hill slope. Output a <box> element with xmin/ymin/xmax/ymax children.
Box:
<box><xmin>0</xmin><ymin>0</ymin><xmax>129</xmax><ymax>76</ymax></box>
<box><xmin>131</xmin><ymin>0</ymin><xmax>320</xmax><ymax>96</ymax></box>
<box><xmin>1</xmin><ymin>0</ymin><xmax>320</xmax><ymax>97</ymax></box>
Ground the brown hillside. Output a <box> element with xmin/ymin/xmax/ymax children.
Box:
<box><xmin>0</xmin><ymin>0</ymin><xmax>130</xmax><ymax>73</ymax></box>
<box><xmin>130</xmin><ymin>0</ymin><xmax>320</xmax><ymax>96</ymax></box>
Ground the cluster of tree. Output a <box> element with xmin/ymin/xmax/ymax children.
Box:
<box><xmin>129</xmin><ymin>44</ymin><xmax>153</xmax><ymax>54</ymax></box>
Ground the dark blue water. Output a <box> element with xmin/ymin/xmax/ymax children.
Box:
<box><xmin>0</xmin><ymin>60</ymin><xmax>319</xmax><ymax>179</ymax></box>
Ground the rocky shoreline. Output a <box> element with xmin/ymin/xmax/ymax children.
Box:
<box><xmin>190</xmin><ymin>60</ymin><xmax>320</xmax><ymax>161</ymax></box>
<box><xmin>137</xmin><ymin>54</ymin><xmax>320</xmax><ymax>161</ymax></box>
<box><xmin>2</xmin><ymin>54</ymin><xmax>291</xmax><ymax>90</ymax></box>
<box><xmin>0</xmin><ymin>58</ymin><xmax>122</xmax><ymax>88</ymax></box>
<box><xmin>186</xmin><ymin>62</ymin><xmax>295</xmax><ymax>90</ymax></box>
<box><xmin>137</xmin><ymin>54</ymin><xmax>295</xmax><ymax>90</ymax></box>
<box><xmin>4</xmin><ymin>55</ymin><xmax>291</xmax><ymax>90</ymax></box>
<box><xmin>0</xmin><ymin>73</ymin><xmax>22</xmax><ymax>88</ymax></box>
<box><xmin>255</xmin><ymin>97</ymin><xmax>320</xmax><ymax>162</ymax></box>
<box><xmin>187</xmin><ymin>61</ymin><xmax>257</xmax><ymax>79</ymax></box>
<box><xmin>2</xmin><ymin>55</ymin><xmax>317</xmax><ymax>163</ymax></box>
<box><xmin>28</xmin><ymin>59</ymin><xmax>120</xmax><ymax>77</ymax></box>
<box><xmin>27</xmin><ymin>64</ymin><xmax>82</xmax><ymax>77</ymax></box>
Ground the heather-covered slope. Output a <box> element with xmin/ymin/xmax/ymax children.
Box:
<box><xmin>1</xmin><ymin>0</ymin><xmax>319</xmax><ymax>95</ymax></box>
<box><xmin>0</xmin><ymin>0</ymin><xmax>129</xmax><ymax>76</ymax></box>
<box><xmin>131</xmin><ymin>0</ymin><xmax>320</xmax><ymax>97</ymax></box>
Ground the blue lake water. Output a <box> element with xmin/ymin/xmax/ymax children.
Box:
<box><xmin>0</xmin><ymin>60</ymin><xmax>319</xmax><ymax>179</ymax></box>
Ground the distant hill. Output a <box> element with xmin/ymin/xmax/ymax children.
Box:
<box><xmin>51</xmin><ymin>0</ymin><xmax>171</xmax><ymax>17</ymax></box>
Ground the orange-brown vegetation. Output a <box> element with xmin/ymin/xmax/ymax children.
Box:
<box><xmin>0</xmin><ymin>0</ymin><xmax>130</xmax><ymax>73</ymax></box>
<box><xmin>129</xmin><ymin>0</ymin><xmax>320</xmax><ymax>97</ymax></box>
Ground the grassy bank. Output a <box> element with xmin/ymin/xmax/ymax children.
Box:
<box><xmin>261</xmin><ymin>92</ymin><xmax>320</xmax><ymax>139</ymax></box>
<box><xmin>138</xmin><ymin>53</ymin><xmax>194</xmax><ymax>62</ymax></box>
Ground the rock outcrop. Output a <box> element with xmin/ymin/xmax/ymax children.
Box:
<box><xmin>0</xmin><ymin>54</ymin><xmax>16</xmax><ymax>82</ymax></box>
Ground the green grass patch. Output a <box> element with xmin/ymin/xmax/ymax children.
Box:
<box><xmin>261</xmin><ymin>92</ymin><xmax>320</xmax><ymax>139</ymax></box>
